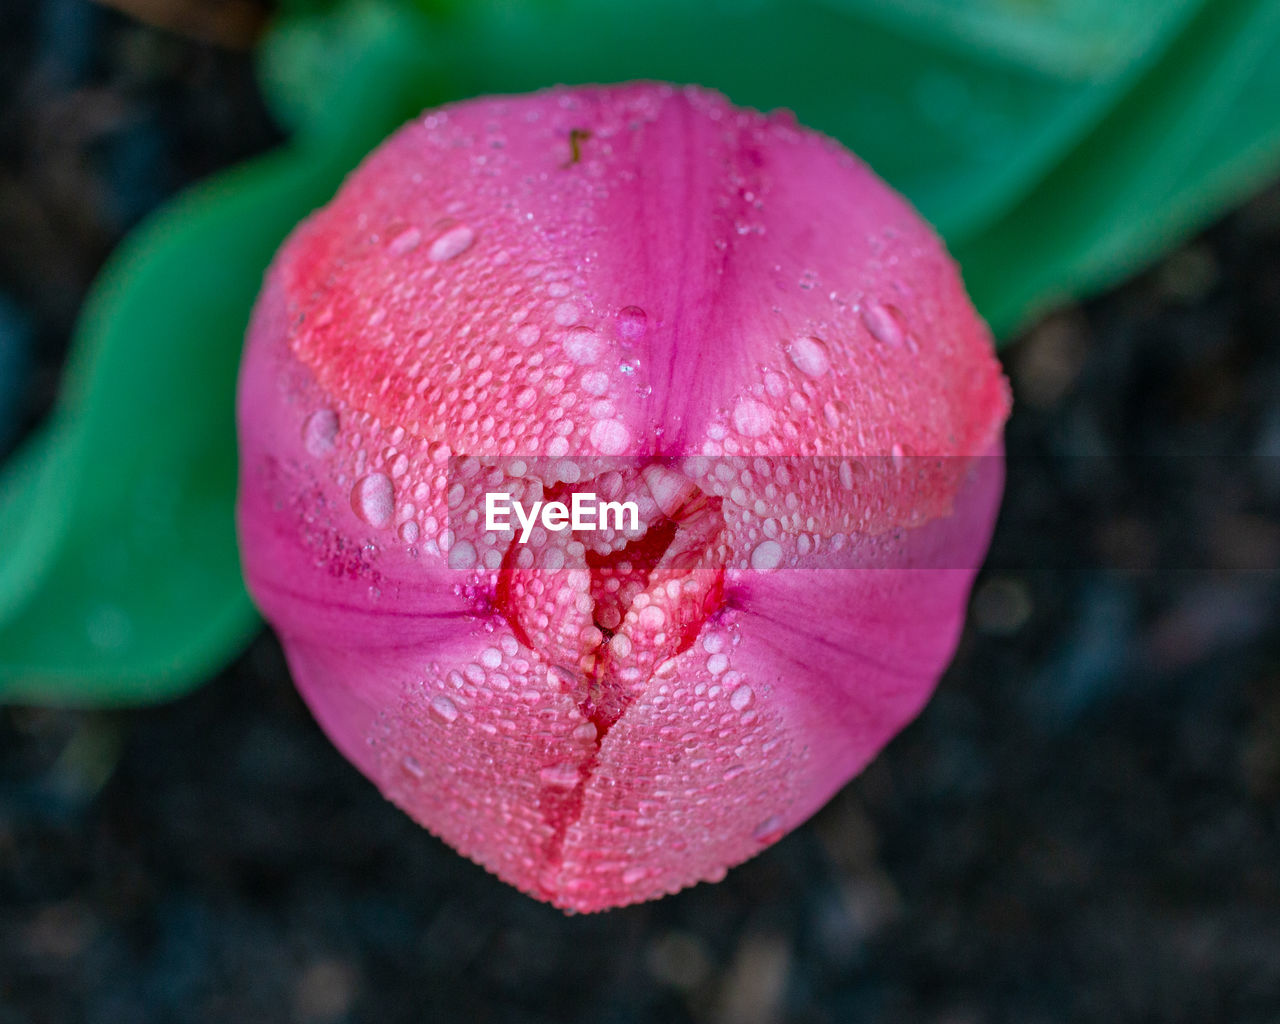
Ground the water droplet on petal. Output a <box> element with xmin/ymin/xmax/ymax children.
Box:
<box><xmin>839</xmin><ymin>458</ymin><xmax>864</xmax><ymax>490</ymax></box>
<box><xmin>430</xmin><ymin>694</ymin><xmax>459</xmax><ymax>724</ymax></box>
<box><xmin>730</xmin><ymin>683</ymin><xmax>754</xmax><ymax>711</ymax></box>
<box><xmin>861</xmin><ymin>301</ymin><xmax>906</xmax><ymax>347</ymax></box>
<box><xmin>787</xmin><ymin>335</ymin><xmax>830</xmax><ymax>377</ymax></box>
<box><xmin>402</xmin><ymin>755</ymin><xmax>426</xmax><ymax>778</ymax></box>
<box><xmin>428</xmin><ymin>223</ymin><xmax>475</xmax><ymax>262</ymax></box>
<box><xmin>637</xmin><ymin>605</ymin><xmax>666</xmax><ymax>630</ymax></box>
<box><xmin>303</xmin><ymin>409</ymin><xmax>339</xmax><ymax>456</ymax></box>
<box><xmin>732</xmin><ymin>398</ymin><xmax>774</xmax><ymax>438</ymax></box>
<box><xmin>563</xmin><ymin>325</ymin><xmax>605</xmax><ymax>364</ymax></box>
<box><xmin>752</xmin><ymin>814</ymin><xmax>784</xmax><ymax>844</ymax></box>
<box><xmin>590</xmin><ymin>418</ymin><xmax>631</xmax><ymax>454</ymax></box>
<box><xmin>750</xmin><ymin>539</ymin><xmax>783</xmax><ymax>572</ymax></box>
<box><xmin>352</xmin><ymin>473</ymin><xmax>394</xmax><ymax>528</ymax></box>
<box><xmin>388</xmin><ymin>227</ymin><xmax>422</xmax><ymax>255</ymax></box>
<box><xmin>553</xmin><ymin>302</ymin><xmax>581</xmax><ymax>326</ymax></box>
<box><xmin>448</xmin><ymin>539</ymin><xmax>477</xmax><ymax>570</ymax></box>
<box><xmin>616</xmin><ymin>305</ymin><xmax>648</xmax><ymax>342</ymax></box>
<box><xmin>540</xmin><ymin>763</ymin><xmax>580</xmax><ymax>789</ymax></box>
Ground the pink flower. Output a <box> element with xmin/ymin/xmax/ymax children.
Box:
<box><xmin>236</xmin><ymin>83</ymin><xmax>1009</xmax><ymax>911</ymax></box>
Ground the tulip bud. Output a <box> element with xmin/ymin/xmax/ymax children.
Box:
<box><xmin>237</xmin><ymin>83</ymin><xmax>1009</xmax><ymax>911</ymax></box>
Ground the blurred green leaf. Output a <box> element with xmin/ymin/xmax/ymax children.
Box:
<box><xmin>258</xmin><ymin>0</ymin><xmax>436</xmax><ymax>139</ymax></box>
<box><xmin>813</xmin><ymin>0</ymin><xmax>1203</xmax><ymax>78</ymax></box>
<box><xmin>957</xmin><ymin>0</ymin><xmax>1280</xmax><ymax>335</ymax></box>
<box><xmin>0</xmin><ymin>151</ymin><xmax>312</xmax><ymax>703</ymax></box>
<box><xmin>0</xmin><ymin>10</ymin><xmax>444</xmax><ymax>704</ymax></box>
<box><xmin>0</xmin><ymin>425</ymin><xmax>74</xmax><ymax>624</ymax></box>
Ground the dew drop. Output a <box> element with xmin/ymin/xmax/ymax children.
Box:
<box><xmin>732</xmin><ymin>398</ymin><xmax>774</xmax><ymax>438</ymax></box>
<box><xmin>616</xmin><ymin>305</ymin><xmax>648</xmax><ymax>342</ymax></box>
<box><xmin>428</xmin><ymin>223</ymin><xmax>476</xmax><ymax>261</ymax></box>
<box><xmin>752</xmin><ymin>814</ymin><xmax>784</xmax><ymax>844</ymax></box>
<box><xmin>730</xmin><ymin>683</ymin><xmax>755</xmax><ymax>711</ymax></box>
<box><xmin>637</xmin><ymin>604</ymin><xmax>666</xmax><ymax>630</ymax></box>
<box><xmin>303</xmin><ymin>409</ymin><xmax>339</xmax><ymax>456</ymax></box>
<box><xmin>388</xmin><ymin>227</ymin><xmax>422</xmax><ymax>255</ymax></box>
<box><xmin>553</xmin><ymin>302</ymin><xmax>581</xmax><ymax>326</ymax></box>
<box><xmin>430</xmin><ymin>694</ymin><xmax>459</xmax><ymax>724</ymax></box>
<box><xmin>621</xmin><ymin>865</ymin><xmax>650</xmax><ymax>886</ymax></box>
<box><xmin>351</xmin><ymin>473</ymin><xmax>394</xmax><ymax>528</ymax></box>
<box><xmin>563</xmin><ymin>325</ymin><xmax>605</xmax><ymax>364</ymax></box>
<box><xmin>539</xmin><ymin>763</ymin><xmax>580</xmax><ymax>789</ymax></box>
<box><xmin>448</xmin><ymin>539</ymin><xmax>477</xmax><ymax>570</ymax></box>
<box><xmin>590</xmin><ymin>418</ymin><xmax>631</xmax><ymax>454</ymax></box>
<box><xmin>750</xmin><ymin>539</ymin><xmax>783</xmax><ymax>572</ymax></box>
<box><xmin>402</xmin><ymin>755</ymin><xmax>426</xmax><ymax>778</ymax></box>
<box><xmin>399</xmin><ymin>520</ymin><xmax>420</xmax><ymax>544</ymax></box>
<box><xmin>861</xmin><ymin>301</ymin><xmax>906</xmax><ymax>347</ymax></box>
<box><xmin>787</xmin><ymin>335</ymin><xmax>830</xmax><ymax>377</ymax></box>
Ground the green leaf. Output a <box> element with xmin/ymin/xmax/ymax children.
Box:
<box><xmin>956</xmin><ymin>0</ymin><xmax>1280</xmax><ymax>336</ymax></box>
<box><xmin>0</xmin><ymin>151</ymin><xmax>311</xmax><ymax>703</ymax></box>
<box><xmin>0</xmin><ymin>425</ymin><xmax>75</xmax><ymax>624</ymax></box>
<box><xmin>812</xmin><ymin>0</ymin><xmax>1203</xmax><ymax>78</ymax></box>
<box><xmin>257</xmin><ymin>0</ymin><xmax>431</xmax><ymax>139</ymax></box>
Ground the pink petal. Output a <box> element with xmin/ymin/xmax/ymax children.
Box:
<box><xmin>236</xmin><ymin>83</ymin><xmax>1010</xmax><ymax>911</ymax></box>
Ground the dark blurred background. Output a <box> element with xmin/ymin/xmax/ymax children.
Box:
<box><xmin>1</xmin><ymin>1</ymin><xmax>1279</xmax><ymax>1022</ymax></box>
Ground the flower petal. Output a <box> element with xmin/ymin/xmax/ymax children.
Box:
<box><xmin>237</xmin><ymin>83</ymin><xmax>1010</xmax><ymax>911</ymax></box>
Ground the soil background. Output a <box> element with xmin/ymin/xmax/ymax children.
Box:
<box><xmin>2</xmin><ymin>2</ymin><xmax>1279</xmax><ymax>1022</ymax></box>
